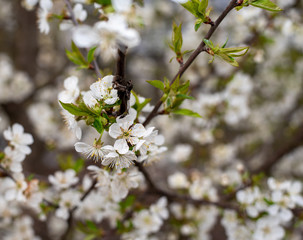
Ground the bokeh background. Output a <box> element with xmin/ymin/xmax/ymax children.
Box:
<box><xmin>0</xmin><ymin>0</ymin><xmax>303</xmax><ymax>239</ymax></box>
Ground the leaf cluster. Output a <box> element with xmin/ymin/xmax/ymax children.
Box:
<box><xmin>66</xmin><ymin>42</ymin><xmax>97</xmax><ymax>70</ymax></box>
<box><xmin>203</xmin><ymin>39</ymin><xmax>249</xmax><ymax>67</ymax></box>
<box><xmin>181</xmin><ymin>0</ymin><xmax>212</xmax><ymax>31</ymax></box>
<box><xmin>169</xmin><ymin>23</ymin><xmax>193</xmax><ymax>64</ymax></box>
<box><xmin>59</xmin><ymin>95</ymin><xmax>118</xmax><ymax>135</ymax></box>
<box><xmin>147</xmin><ymin>78</ymin><xmax>201</xmax><ymax>118</ymax></box>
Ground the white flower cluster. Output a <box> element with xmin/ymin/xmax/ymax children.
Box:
<box><xmin>2</xmin><ymin>124</ymin><xmax>33</xmax><ymax>173</ymax></box>
<box><xmin>0</xmin><ymin>124</ymin><xmax>41</xmax><ymax>239</ymax></box>
<box><xmin>57</xmin><ymin>74</ymin><xmax>167</xmax><ymax>170</ymax></box>
<box><xmin>237</xmin><ymin>178</ymin><xmax>303</xmax><ymax>222</ymax></box>
<box><xmin>0</xmin><ymin>54</ymin><xmax>33</xmax><ymax>103</ymax></box>
<box><xmin>170</xmin><ymin>203</ymin><xmax>219</xmax><ymax>239</ymax></box>
<box><xmin>223</xmin><ymin>177</ymin><xmax>303</xmax><ymax>240</ymax></box>
<box><xmin>168</xmin><ymin>171</ymin><xmax>218</xmax><ymax>201</ymax></box>
<box><xmin>44</xmin><ymin>166</ymin><xmax>143</xmax><ymax>224</ymax></box>
<box><xmin>123</xmin><ymin>197</ymin><xmax>169</xmax><ymax>239</ymax></box>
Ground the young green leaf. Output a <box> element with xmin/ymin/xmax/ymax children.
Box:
<box><xmin>172</xmin><ymin>108</ymin><xmax>202</xmax><ymax>118</ymax></box>
<box><xmin>59</xmin><ymin>101</ymin><xmax>93</xmax><ymax>117</ymax></box>
<box><xmin>172</xmin><ymin>22</ymin><xmax>183</xmax><ymax>54</ymax></box>
<box><xmin>94</xmin><ymin>0</ymin><xmax>111</xmax><ymax>5</ymax></box>
<box><xmin>250</xmin><ymin>0</ymin><xmax>282</xmax><ymax>12</ymax></box>
<box><xmin>93</xmin><ymin>117</ymin><xmax>104</xmax><ymax>134</ymax></box>
<box><xmin>181</xmin><ymin>0</ymin><xmax>211</xmax><ymax>30</ymax></box>
<box><xmin>146</xmin><ymin>80</ymin><xmax>165</xmax><ymax>91</ymax></box>
<box><xmin>176</xmin><ymin>94</ymin><xmax>195</xmax><ymax>100</ymax></box>
<box><xmin>194</xmin><ymin>19</ymin><xmax>203</xmax><ymax>32</ymax></box>
<box><xmin>198</xmin><ymin>0</ymin><xmax>208</xmax><ymax>14</ymax></box>
<box><xmin>66</xmin><ymin>41</ymin><xmax>88</xmax><ymax>67</ymax></box>
<box><xmin>87</xmin><ymin>46</ymin><xmax>98</xmax><ymax>64</ymax></box>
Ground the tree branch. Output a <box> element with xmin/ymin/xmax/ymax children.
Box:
<box><xmin>135</xmin><ymin>162</ymin><xmax>240</xmax><ymax>212</ymax></box>
<box><xmin>143</xmin><ymin>0</ymin><xmax>241</xmax><ymax>126</ymax></box>
<box><xmin>114</xmin><ymin>46</ymin><xmax>133</xmax><ymax>116</ymax></box>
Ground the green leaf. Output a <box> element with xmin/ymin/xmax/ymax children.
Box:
<box><xmin>172</xmin><ymin>108</ymin><xmax>202</xmax><ymax>118</ymax></box>
<box><xmin>119</xmin><ymin>195</ymin><xmax>136</xmax><ymax>213</ymax></box>
<box><xmin>176</xmin><ymin>94</ymin><xmax>195</xmax><ymax>100</ymax></box>
<box><xmin>221</xmin><ymin>38</ymin><xmax>229</xmax><ymax>48</ymax></box>
<box><xmin>172</xmin><ymin>22</ymin><xmax>183</xmax><ymax>53</ymax></box>
<box><xmin>164</xmin><ymin>77</ymin><xmax>170</xmax><ymax>90</ymax></box>
<box><xmin>194</xmin><ymin>19</ymin><xmax>203</xmax><ymax>31</ymax></box>
<box><xmin>73</xmin><ymin>158</ymin><xmax>85</xmax><ymax>173</ymax></box>
<box><xmin>66</xmin><ymin>41</ymin><xmax>88</xmax><ymax>67</ymax></box>
<box><xmin>198</xmin><ymin>0</ymin><xmax>208</xmax><ymax>14</ymax></box>
<box><xmin>217</xmin><ymin>52</ymin><xmax>239</xmax><ymax>67</ymax></box>
<box><xmin>171</xmin><ymin>75</ymin><xmax>180</xmax><ymax>92</ymax></box>
<box><xmin>59</xmin><ymin>101</ymin><xmax>93</xmax><ymax>117</ymax></box>
<box><xmin>250</xmin><ymin>0</ymin><xmax>282</xmax><ymax>12</ymax></box>
<box><xmin>86</xmin><ymin>221</ymin><xmax>98</xmax><ymax>231</ymax></box>
<box><xmin>221</xmin><ymin>46</ymin><xmax>249</xmax><ymax>56</ymax></box>
<box><xmin>136</xmin><ymin>98</ymin><xmax>151</xmax><ymax>113</ymax></box>
<box><xmin>94</xmin><ymin>0</ymin><xmax>111</xmax><ymax>5</ymax></box>
<box><xmin>177</xmin><ymin>80</ymin><xmax>190</xmax><ymax>93</ymax></box>
<box><xmin>93</xmin><ymin>117</ymin><xmax>104</xmax><ymax>134</ymax></box>
<box><xmin>84</xmin><ymin>234</ymin><xmax>97</xmax><ymax>240</ymax></box>
<box><xmin>57</xmin><ymin>155</ymin><xmax>84</xmax><ymax>173</ymax></box>
<box><xmin>181</xmin><ymin>1</ymin><xmax>197</xmax><ymax>16</ymax></box>
<box><xmin>87</xmin><ymin>46</ymin><xmax>98</xmax><ymax>64</ymax></box>
<box><xmin>203</xmin><ymin>39</ymin><xmax>213</xmax><ymax>48</ymax></box>
<box><xmin>146</xmin><ymin>80</ymin><xmax>164</xmax><ymax>91</ymax></box>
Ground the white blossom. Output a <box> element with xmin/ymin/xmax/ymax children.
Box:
<box><xmin>75</xmin><ymin>141</ymin><xmax>109</xmax><ymax>162</ymax></box>
<box><xmin>102</xmin><ymin>144</ymin><xmax>136</xmax><ymax>170</ymax></box>
<box><xmin>253</xmin><ymin>217</ymin><xmax>285</xmax><ymax>240</ymax></box>
<box><xmin>133</xmin><ymin>209</ymin><xmax>163</xmax><ymax>234</ymax></box>
<box><xmin>168</xmin><ymin>172</ymin><xmax>190</xmax><ymax>189</ymax></box>
<box><xmin>90</xmin><ymin>75</ymin><xmax>119</xmax><ymax>104</ymax></box>
<box><xmin>58</xmin><ymin>76</ymin><xmax>80</xmax><ymax>103</ymax></box>
<box><xmin>4</xmin><ymin>123</ymin><xmax>33</xmax><ymax>155</ymax></box>
<box><xmin>48</xmin><ymin>169</ymin><xmax>79</xmax><ymax>190</ymax></box>
<box><xmin>73</xmin><ymin>14</ymin><xmax>140</xmax><ymax>60</ymax></box>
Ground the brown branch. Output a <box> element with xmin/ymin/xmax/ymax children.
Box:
<box><xmin>64</xmin><ymin>0</ymin><xmax>102</xmax><ymax>79</ymax></box>
<box><xmin>135</xmin><ymin>162</ymin><xmax>241</xmax><ymax>212</ymax></box>
<box><xmin>114</xmin><ymin>46</ymin><xmax>133</xmax><ymax>116</ymax></box>
<box><xmin>252</xmin><ymin>122</ymin><xmax>303</xmax><ymax>175</ymax></box>
<box><xmin>143</xmin><ymin>0</ymin><xmax>241</xmax><ymax>126</ymax></box>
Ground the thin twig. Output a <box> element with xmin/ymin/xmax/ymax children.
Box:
<box><xmin>60</xmin><ymin>179</ymin><xmax>98</xmax><ymax>240</ymax></box>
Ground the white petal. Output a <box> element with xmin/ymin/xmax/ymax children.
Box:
<box><xmin>114</xmin><ymin>139</ymin><xmax>129</xmax><ymax>154</ymax></box>
<box><xmin>74</xmin><ymin>142</ymin><xmax>90</xmax><ymax>153</ymax></box>
<box><xmin>12</xmin><ymin>123</ymin><xmax>24</xmax><ymax>135</ymax></box>
<box><xmin>117</xmin><ymin>28</ymin><xmax>140</xmax><ymax>48</ymax></box>
<box><xmin>109</xmin><ymin>123</ymin><xmax>122</xmax><ymax>139</ymax></box>
<box><xmin>40</xmin><ymin>0</ymin><xmax>53</xmax><ymax>11</ymax></box>
<box><xmin>131</xmin><ymin>124</ymin><xmax>146</xmax><ymax>137</ymax></box>
<box><xmin>73</xmin><ymin>25</ymin><xmax>100</xmax><ymax>48</ymax></box>
<box><xmin>112</xmin><ymin>0</ymin><xmax>132</xmax><ymax>12</ymax></box>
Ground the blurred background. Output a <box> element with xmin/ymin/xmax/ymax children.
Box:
<box><xmin>0</xmin><ymin>0</ymin><xmax>303</xmax><ymax>238</ymax></box>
